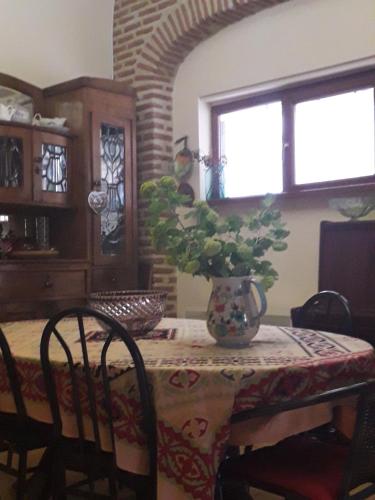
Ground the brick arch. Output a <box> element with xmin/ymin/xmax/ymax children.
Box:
<box><xmin>113</xmin><ymin>0</ymin><xmax>290</xmax><ymax>314</ymax></box>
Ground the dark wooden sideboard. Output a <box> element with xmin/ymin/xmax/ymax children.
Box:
<box><xmin>0</xmin><ymin>73</ymin><xmax>138</xmax><ymax>321</ymax></box>
<box><xmin>319</xmin><ymin>220</ymin><xmax>375</xmax><ymax>344</ymax></box>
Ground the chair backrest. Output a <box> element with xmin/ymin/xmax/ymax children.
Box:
<box><xmin>291</xmin><ymin>290</ymin><xmax>353</xmax><ymax>335</ymax></box>
<box><xmin>340</xmin><ymin>380</ymin><xmax>375</xmax><ymax>497</ymax></box>
<box><xmin>230</xmin><ymin>380</ymin><xmax>375</xmax><ymax>498</ymax></box>
<box><xmin>40</xmin><ymin>307</ymin><xmax>156</xmax><ymax>480</ymax></box>
<box><xmin>0</xmin><ymin>328</ymin><xmax>27</xmax><ymax>425</ymax></box>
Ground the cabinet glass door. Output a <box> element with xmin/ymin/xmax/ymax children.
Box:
<box><xmin>33</xmin><ymin>131</ymin><xmax>70</xmax><ymax>206</ymax></box>
<box><xmin>0</xmin><ymin>126</ymin><xmax>32</xmax><ymax>203</ymax></box>
<box><xmin>91</xmin><ymin>113</ymin><xmax>134</xmax><ymax>266</ymax></box>
<box><xmin>99</xmin><ymin>123</ymin><xmax>125</xmax><ymax>257</ymax></box>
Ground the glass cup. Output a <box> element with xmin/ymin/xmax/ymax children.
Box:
<box><xmin>35</xmin><ymin>216</ymin><xmax>49</xmax><ymax>250</ymax></box>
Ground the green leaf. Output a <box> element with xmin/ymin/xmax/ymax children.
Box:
<box><xmin>260</xmin><ymin>275</ymin><xmax>277</xmax><ymax>290</ymax></box>
<box><xmin>224</xmin><ymin>242</ymin><xmax>238</xmax><ymax>255</ymax></box>
<box><xmin>184</xmin><ymin>259</ymin><xmax>200</xmax><ymax>274</ymax></box>
<box><xmin>140</xmin><ymin>180</ymin><xmax>158</xmax><ymax>198</ymax></box>
<box><xmin>272</xmin><ymin>241</ymin><xmax>288</xmax><ymax>251</ymax></box>
<box><xmin>203</xmin><ymin>238</ymin><xmax>222</xmax><ymax>257</ymax></box>
<box><xmin>269</xmin><ymin>228</ymin><xmax>290</xmax><ymax>240</ymax></box>
<box><xmin>261</xmin><ymin>193</ymin><xmax>276</xmax><ymax>208</ymax></box>
<box><xmin>237</xmin><ymin>243</ymin><xmax>253</xmax><ymax>260</ymax></box>
<box><xmin>217</xmin><ymin>222</ymin><xmax>229</xmax><ymax>234</ymax></box>
<box><xmin>225</xmin><ymin>214</ymin><xmax>243</xmax><ymax>233</ymax></box>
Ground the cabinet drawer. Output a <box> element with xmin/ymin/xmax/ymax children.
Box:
<box><xmin>91</xmin><ymin>267</ymin><xmax>128</xmax><ymax>292</ymax></box>
<box><xmin>0</xmin><ymin>299</ymin><xmax>87</xmax><ymax>322</ymax></box>
<box><xmin>0</xmin><ymin>270</ymin><xmax>87</xmax><ymax>301</ymax></box>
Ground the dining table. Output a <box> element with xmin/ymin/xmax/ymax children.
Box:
<box><xmin>0</xmin><ymin>317</ymin><xmax>375</xmax><ymax>500</ymax></box>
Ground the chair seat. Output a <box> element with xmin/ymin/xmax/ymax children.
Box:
<box><xmin>220</xmin><ymin>435</ymin><xmax>349</xmax><ymax>500</ymax></box>
<box><xmin>0</xmin><ymin>412</ymin><xmax>53</xmax><ymax>451</ymax></box>
<box><xmin>60</xmin><ymin>437</ymin><xmax>114</xmax><ymax>475</ymax></box>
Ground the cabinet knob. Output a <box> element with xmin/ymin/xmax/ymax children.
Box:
<box><xmin>34</xmin><ymin>156</ymin><xmax>43</xmax><ymax>164</ymax></box>
<box><xmin>34</xmin><ymin>166</ymin><xmax>41</xmax><ymax>174</ymax></box>
<box><xmin>43</xmin><ymin>276</ymin><xmax>53</xmax><ymax>289</ymax></box>
<box><xmin>111</xmin><ymin>277</ymin><xmax>117</xmax><ymax>283</ymax></box>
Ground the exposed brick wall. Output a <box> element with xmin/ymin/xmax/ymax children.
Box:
<box><xmin>113</xmin><ymin>0</ymin><xmax>290</xmax><ymax>315</ymax></box>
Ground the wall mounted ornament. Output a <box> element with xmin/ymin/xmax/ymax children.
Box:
<box><xmin>173</xmin><ymin>136</ymin><xmax>194</xmax><ymax>181</ymax></box>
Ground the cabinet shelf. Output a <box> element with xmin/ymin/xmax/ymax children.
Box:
<box><xmin>0</xmin><ymin>201</ymin><xmax>76</xmax><ymax>211</ymax></box>
<box><xmin>0</xmin><ymin>119</ymin><xmax>76</xmax><ymax>138</ymax></box>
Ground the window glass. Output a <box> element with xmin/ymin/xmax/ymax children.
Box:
<box><xmin>294</xmin><ymin>88</ymin><xmax>375</xmax><ymax>184</ymax></box>
<box><xmin>219</xmin><ymin>101</ymin><xmax>283</xmax><ymax>197</ymax></box>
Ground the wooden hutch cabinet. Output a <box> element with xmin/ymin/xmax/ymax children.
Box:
<box><xmin>319</xmin><ymin>220</ymin><xmax>375</xmax><ymax>345</ymax></box>
<box><xmin>0</xmin><ymin>74</ymin><xmax>137</xmax><ymax>321</ymax></box>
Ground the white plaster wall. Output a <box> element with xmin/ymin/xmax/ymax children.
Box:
<box><xmin>173</xmin><ymin>0</ymin><xmax>375</xmax><ymax>318</ymax></box>
<box><xmin>0</xmin><ymin>0</ymin><xmax>114</xmax><ymax>88</ymax></box>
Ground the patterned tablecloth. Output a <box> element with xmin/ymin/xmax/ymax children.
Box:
<box><xmin>0</xmin><ymin>317</ymin><xmax>375</xmax><ymax>500</ymax></box>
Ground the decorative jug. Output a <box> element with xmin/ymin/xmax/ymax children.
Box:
<box><xmin>207</xmin><ymin>276</ymin><xmax>267</xmax><ymax>347</ymax></box>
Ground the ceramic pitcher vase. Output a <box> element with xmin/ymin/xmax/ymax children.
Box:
<box><xmin>207</xmin><ymin>276</ymin><xmax>267</xmax><ymax>348</ymax></box>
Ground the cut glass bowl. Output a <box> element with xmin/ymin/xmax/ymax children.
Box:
<box><xmin>89</xmin><ymin>290</ymin><xmax>167</xmax><ymax>337</ymax></box>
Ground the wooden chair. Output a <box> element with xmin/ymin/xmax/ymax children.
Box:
<box><xmin>40</xmin><ymin>306</ymin><xmax>156</xmax><ymax>499</ymax></box>
<box><xmin>0</xmin><ymin>328</ymin><xmax>53</xmax><ymax>499</ymax></box>
<box><xmin>291</xmin><ymin>290</ymin><xmax>353</xmax><ymax>335</ymax></box>
<box><xmin>219</xmin><ymin>381</ymin><xmax>375</xmax><ymax>500</ymax></box>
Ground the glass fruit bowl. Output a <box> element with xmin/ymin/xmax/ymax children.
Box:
<box><xmin>329</xmin><ymin>197</ymin><xmax>375</xmax><ymax>220</ymax></box>
<box><xmin>89</xmin><ymin>290</ymin><xmax>167</xmax><ymax>337</ymax></box>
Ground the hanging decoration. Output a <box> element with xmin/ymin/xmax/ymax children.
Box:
<box><xmin>88</xmin><ymin>188</ymin><xmax>108</xmax><ymax>215</ymax></box>
<box><xmin>173</xmin><ymin>136</ymin><xmax>194</xmax><ymax>181</ymax></box>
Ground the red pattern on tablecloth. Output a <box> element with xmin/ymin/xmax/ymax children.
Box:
<box><xmin>158</xmin><ymin>420</ymin><xmax>229</xmax><ymax>500</ymax></box>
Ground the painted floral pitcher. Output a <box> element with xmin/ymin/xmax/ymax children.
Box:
<box><xmin>207</xmin><ymin>276</ymin><xmax>267</xmax><ymax>347</ymax></box>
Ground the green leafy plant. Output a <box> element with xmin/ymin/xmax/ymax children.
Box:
<box><xmin>140</xmin><ymin>176</ymin><xmax>290</xmax><ymax>290</ymax></box>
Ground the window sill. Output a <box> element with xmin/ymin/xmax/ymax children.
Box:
<box><xmin>207</xmin><ymin>182</ymin><xmax>375</xmax><ymax>208</ymax></box>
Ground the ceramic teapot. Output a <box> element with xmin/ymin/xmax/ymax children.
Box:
<box><xmin>32</xmin><ymin>113</ymin><xmax>67</xmax><ymax>128</ymax></box>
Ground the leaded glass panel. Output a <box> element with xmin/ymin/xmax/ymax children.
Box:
<box><xmin>99</xmin><ymin>124</ymin><xmax>125</xmax><ymax>256</ymax></box>
<box><xmin>0</xmin><ymin>137</ymin><xmax>23</xmax><ymax>187</ymax></box>
<box><xmin>41</xmin><ymin>144</ymin><xmax>68</xmax><ymax>192</ymax></box>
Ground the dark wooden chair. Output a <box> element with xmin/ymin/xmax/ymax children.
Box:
<box><xmin>291</xmin><ymin>290</ymin><xmax>353</xmax><ymax>335</ymax></box>
<box><xmin>219</xmin><ymin>381</ymin><xmax>375</xmax><ymax>500</ymax></box>
<box><xmin>0</xmin><ymin>328</ymin><xmax>53</xmax><ymax>499</ymax></box>
<box><xmin>40</xmin><ymin>306</ymin><xmax>156</xmax><ymax>499</ymax></box>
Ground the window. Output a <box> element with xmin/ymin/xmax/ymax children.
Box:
<box><xmin>219</xmin><ymin>101</ymin><xmax>283</xmax><ymax>197</ymax></box>
<box><xmin>211</xmin><ymin>69</ymin><xmax>375</xmax><ymax>199</ymax></box>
